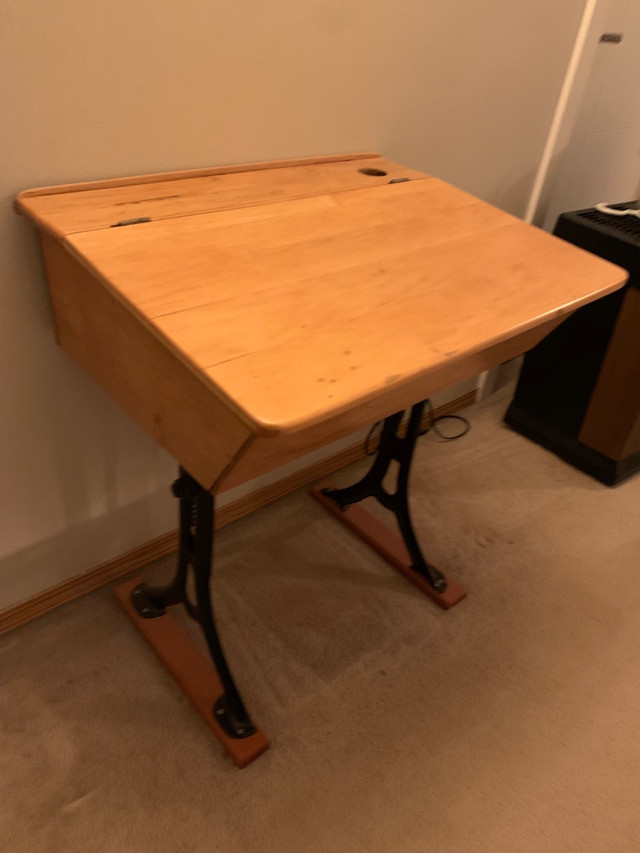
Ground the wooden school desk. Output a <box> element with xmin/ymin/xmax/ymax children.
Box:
<box><xmin>15</xmin><ymin>153</ymin><xmax>627</xmax><ymax>766</ymax></box>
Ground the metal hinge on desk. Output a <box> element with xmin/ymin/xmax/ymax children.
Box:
<box><xmin>111</xmin><ymin>217</ymin><xmax>152</xmax><ymax>227</ymax></box>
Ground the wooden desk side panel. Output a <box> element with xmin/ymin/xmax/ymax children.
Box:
<box><xmin>218</xmin><ymin>316</ymin><xmax>563</xmax><ymax>490</ymax></box>
<box><xmin>579</xmin><ymin>287</ymin><xmax>640</xmax><ymax>460</ymax></box>
<box><xmin>39</xmin><ymin>234</ymin><xmax>252</xmax><ymax>490</ymax></box>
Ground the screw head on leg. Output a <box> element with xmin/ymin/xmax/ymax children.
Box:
<box><xmin>212</xmin><ymin>695</ymin><xmax>256</xmax><ymax>739</ymax></box>
<box><xmin>131</xmin><ymin>583</ymin><xmax>167</xmax><ymax>618</ymax></box>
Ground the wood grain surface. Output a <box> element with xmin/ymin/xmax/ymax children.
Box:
<box><xmin>18</xmin><ymin>154</ymin><xmax>628</xmax><ymax>473</ymax></box>
<box><xmin>40</xmin><ymin>233</ymin><xmax>252</xmax><ymax>489</ymax></box>
<box><xmin>61</xmin><ymin>174</ymin><xmax>626</xmax><ymax>435</ymax></box>
<box><xmin>16</xmin><ymin>154</ymin><xmax>420</xmax><ymax>237</ymax></box>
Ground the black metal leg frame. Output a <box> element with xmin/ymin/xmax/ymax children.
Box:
<box><xmin>321</xmin><ymin>400</ymin><xmax>448</xmax><ymax>593</ymax></box>
<box><xmin>125</xmin><ymin>399</ymin><xmax>461</xmax><ymax>761</ymax></box>
<box><xmin>130</xmin><ymin>468</ymin><xmax>256</xmax><ymax>740</ymax></box>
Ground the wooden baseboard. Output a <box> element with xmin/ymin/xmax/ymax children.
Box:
<box><xmin>0</xmin><ymin>390</ymin><xmax>476</xmax><ymax>635</ymax></box>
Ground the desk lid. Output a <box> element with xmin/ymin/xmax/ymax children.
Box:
<box><xmin>16</xmin><ymin>155</ymin><xmax>628</xmax><ymax>435</ymax></box>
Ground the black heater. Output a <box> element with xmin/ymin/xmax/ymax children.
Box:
<box><xmin>505</xmin><ymin>202</ymin><xmax>640</xmax><ymax>486</ymax></box>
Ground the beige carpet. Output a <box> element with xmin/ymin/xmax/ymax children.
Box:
<box><xmin>2</xmin><ymin>388</ymin><xmax>640</xmax><ymax>853</ymax></box>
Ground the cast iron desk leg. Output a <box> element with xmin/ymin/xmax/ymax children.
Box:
<box><xmin>115</xmin><ymin>468</ymin><xmax>269</xmax><ymax>767</ymax></box>
<box><xmin>315</xmin><ymin>401</ymin><xmax>466</xmax><ymax>609</ymax></box>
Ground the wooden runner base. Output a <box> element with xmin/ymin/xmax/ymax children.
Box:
<box><xmin>114</xmin><ymin>577</ymin><xmax>269</xmax><ymax>768</ymax></box>
<box><xmin>310</xmin><ymin>482</ymin><xmax>466</xmax><ymax>610</ymax></box>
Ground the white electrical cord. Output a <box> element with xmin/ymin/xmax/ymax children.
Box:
<box><xmin>595</xmin><ymin>202</ymin><xmax>640</xmax><ymax>219</ymax></box>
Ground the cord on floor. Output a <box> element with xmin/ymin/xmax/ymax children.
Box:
<box><xmin>364</xmin><ymin>400</ymin><xmax>471</xmax><ymax>456</ymax></box>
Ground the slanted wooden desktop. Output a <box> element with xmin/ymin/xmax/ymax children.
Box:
<box><xmin>16</xmin><ymin>153</ymin><xmax>626</xmax><ymax>766</ymax></box>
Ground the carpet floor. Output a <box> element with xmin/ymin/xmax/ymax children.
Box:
<box><xmin>2</xmin><ymin>388</ymin><xmax>639</xmax><ymax>853</ymax></box>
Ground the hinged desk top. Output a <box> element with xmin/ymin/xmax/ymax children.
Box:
<box><xmin>16</xmin><ymin>153</ymin><xmax>627</xmax><ymax>489</ymax></box>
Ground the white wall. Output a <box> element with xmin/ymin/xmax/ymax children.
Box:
<box><xmin>538</xmin><ymin>0</ymin><xmax>640</xmax><ymax>229</ymax></box>
<box><xmin>0</xmin><ymin>0</ymin><xmax>587</xmax><ymax>610</ymax></box>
